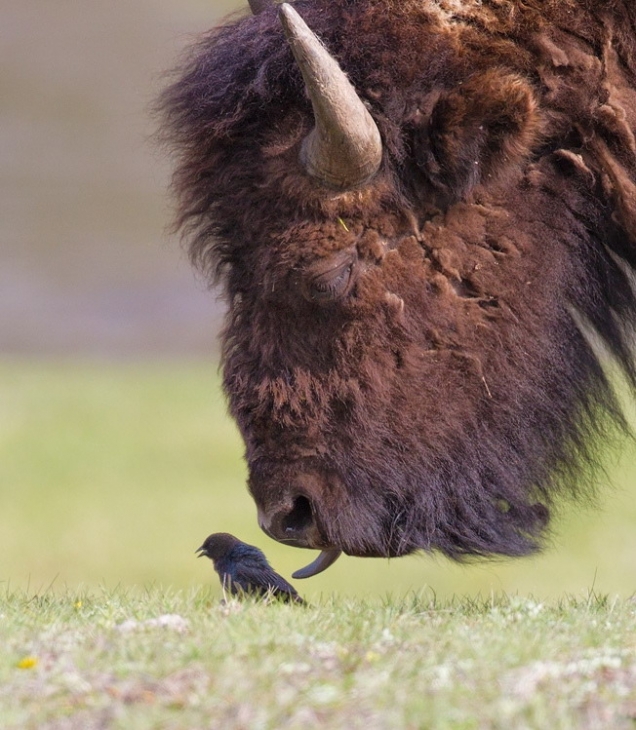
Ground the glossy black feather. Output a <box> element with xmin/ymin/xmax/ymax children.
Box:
<box><xmin>196</xmin><ymin>532</ymin><xmax>305</xmax><ymax>604</ymax></box>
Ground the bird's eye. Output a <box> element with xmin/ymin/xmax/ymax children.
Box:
<box><xmin>302</xmin><ymin>250</ymin><xmax>357</xmax><ymax>304</ymax></box>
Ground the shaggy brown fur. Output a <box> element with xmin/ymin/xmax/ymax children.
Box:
<box><xmin>158</xmin><ymin>0</ymin><xmax>636</xmax><ymax>560</ymax></box>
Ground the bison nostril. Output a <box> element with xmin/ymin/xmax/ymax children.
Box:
<box><xmin>259</xmin><ymin>493</ymin><xmax>323</xmax><ymax>548</ymax></box>
<box><xmin>282</xmin><ymin>495</ymin><xmax>314</xmax><ymax>534</ymax></box>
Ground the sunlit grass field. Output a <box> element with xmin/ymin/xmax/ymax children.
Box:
<box><xmin>1</xmin><ymin>359</ymin><xmax>636</xmax><ymax>602</ymax></box>
<box><xmin>3</xmin><ymin>588</ymin><xmax>635</xmax><ymax>729</ymax></box>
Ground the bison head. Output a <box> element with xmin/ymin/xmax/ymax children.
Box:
<box><xmin>160</xmin><ymin>1</ymin><xmax>636</xmax><ymax>576</ymax></box>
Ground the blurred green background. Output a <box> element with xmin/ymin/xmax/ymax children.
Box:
<box><xmin>1</xmin><ymin>1</ymin><xmax>635</xmax><ymax>601</ymax></box>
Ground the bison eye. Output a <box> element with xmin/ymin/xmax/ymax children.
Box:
<box><xmin>302</xmin><ymin>250</ymin><xmax>357</xmax><ymax>304</ymax></box>
<box><xmin>308</xmin><ymin>263</ymin><xmax>352</xmax><ymax>302</ymax></box>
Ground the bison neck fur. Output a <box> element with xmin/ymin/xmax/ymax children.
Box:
<box><xmin>159</xmin><ymin>0</ymin><xmax>636</xmax><ymax>561</ymax></box>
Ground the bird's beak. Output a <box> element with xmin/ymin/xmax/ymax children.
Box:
<box><xmin>195</xmin><ymin>546</ymin><xmax>206</xmax><ymax>558</ymax></box>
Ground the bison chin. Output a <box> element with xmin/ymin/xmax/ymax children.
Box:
<box><xmin>249</xmin><ymin>461</ymin><xmax>420</xmax><ymax>577</ymax></box>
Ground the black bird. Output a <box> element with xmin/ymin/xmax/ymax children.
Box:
<box><xmin>196</xmin><ymin>533</ymin><xmax>305</xmax><ymax>604</ymax></box>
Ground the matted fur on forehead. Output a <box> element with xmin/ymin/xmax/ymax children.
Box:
<box><xmin>156</xmin><ymin>0</ymin><xmax>620</xmax><ymax>278</ymax></box>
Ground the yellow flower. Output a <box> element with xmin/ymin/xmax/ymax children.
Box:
<box><xmin>74</xmin><ymin>601</ymin><xmax>83</xmax><ymax>609</ymax></box>
<box><xmin>17</xmin><ymin>656</ymin><xmax>38</xmax><ymax>670</ymax></box>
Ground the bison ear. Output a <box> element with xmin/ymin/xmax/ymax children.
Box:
<box><xmin>411</xmin><ymin>71</ymin><xmax>542</xmax><ymax>200</ymax></box>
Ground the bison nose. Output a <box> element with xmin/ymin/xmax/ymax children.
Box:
<box><xmin>258</xmin><ymin>495</ymin><xmax>321</xmax><ymax>548</ymax></box>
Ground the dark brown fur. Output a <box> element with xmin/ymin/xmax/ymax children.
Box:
<box><xmin>158</xmin><ymin>0</ymin><xmax>636</xmax><ymax>560</ymax></box>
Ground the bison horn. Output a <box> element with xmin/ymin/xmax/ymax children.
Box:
<box><xmin>292</xmin><ymin>548</ymin><xmax>342</xmax><ymax>579</ymax></box>
<box><xmin>248</xmin><ymin>0</ymin><xmax>272</xmax><ymax>14</ymax></box>
<box><xmin>279</xmin><ymin>3</ymin><xmax>383</xmax><ymax>190</ymax></box>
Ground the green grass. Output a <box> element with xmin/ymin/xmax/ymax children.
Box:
<box><xmin>1</xmin><ymin>358</ymin><xmax>635</xmax><ymax>600</ymax></box>
<box><xmin>1</xmin><ymin>588</ymin><xmax>635</xmax><ymax>729</ymax></box>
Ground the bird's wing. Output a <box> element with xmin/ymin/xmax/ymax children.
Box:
<box><xmin>233</xmin><ymin>563</ymin><xmax>303</xmax><ymax>602</ymax></box>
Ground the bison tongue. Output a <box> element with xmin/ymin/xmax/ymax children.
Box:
<box><xmin>292</xmin><ymin>548</ymin><xmax>342</xmax><ymax>579</ymax></box>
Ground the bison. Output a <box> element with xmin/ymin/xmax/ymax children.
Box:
<box><xmin>159</xmin><ymin>0</ymin><xmax>636</xmax><ymax>578</ymax></box>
